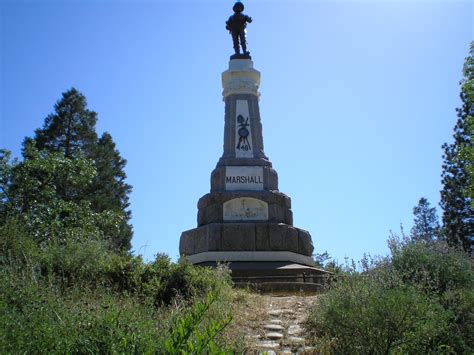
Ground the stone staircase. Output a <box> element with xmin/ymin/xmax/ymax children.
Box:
<box><xmin>247</xmin><ymin>294</ymin><xmax>318</xmax><ymax>354</ymax></box>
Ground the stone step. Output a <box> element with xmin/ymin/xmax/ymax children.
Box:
<box><xmin>263</xmin><ymin>324</ymin><xmax>285</xmax><ymax>331</ymax></box>
<box><xmin>257</xmin><ymin>340</ymin><xmax>279</xmax><ymax>349</ymax></box>
<box><xmin>287</xmin><ymin>324</ymin><xmax>302</xmax><ymax>336</ymax></box>
<box><xmin>269</xmin><ymin>319</ymin><xmax>283</xmax><ymax>325</ymax></box>
<box><xmin>265</xmin><ymin>332</ymin><xmax>284</xmax><ymax>340</ymax></box>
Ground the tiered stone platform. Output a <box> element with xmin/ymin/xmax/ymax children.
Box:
<box><xmin>179</xmin><ymin>58</ymin><xmax>325</xmax><ymax>290</ymax></box>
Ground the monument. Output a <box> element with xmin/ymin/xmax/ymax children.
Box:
<box><xmin>180</xmin><ymin>2</ymin><xmax>325</xmax><ymax>291</ymax></box>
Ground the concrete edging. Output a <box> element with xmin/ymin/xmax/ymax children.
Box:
<box><xmin>184</xmin><ymin>251</ymin><xmax>315</xmax><ymax>267</ymax></box>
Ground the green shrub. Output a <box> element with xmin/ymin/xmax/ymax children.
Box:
<box><xmin>307</xmin><ymin>241</ymin><xmax>474</xmax><ymax>353</ymax></box>
<box><xmin>165</xmin><ymin>291</ymin><xmax>233</xmax><ymax>354</ymax></box>
<box><xmin>0</xmin><ymin>268</ymin><xmax>169</xmax><ymax>353</ymax></box>
<box><xmin>308</xmin><ymin>275</ymin><xmax>451</xmax><ymax>353</ymax></box>
<box><xmin>390</xmin><ymin>239</ymin><xmax>473</xmax><ymax>294</ymax></box>
<box><xmin>0</xmin><ymin>216</ymin><xmax>235</xmax><ymax>353</ymax></box>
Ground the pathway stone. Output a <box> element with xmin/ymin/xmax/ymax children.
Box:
<box><xmin>269</xmin><ymin>319</ymin><xmax>283</xmax><ymax>325</ymax></box>
<box><xmin>268</xmin><ymin>309</ymin><xmax>283</xmax><ymax>316</ymax></box>
<box><xmin>257</xmin><ymin>340</ymin><xmax>279</xmax><ymax>349</ymax></box>
<box><xmin>287</xmin><ymin>324</ymin><xmax>302</xmax><ymax>336</ymax></box>
<box><xmin>244</xmin><ymin>294</ymin><xmax>319</xmax><ymax>353</ymax></box>
<box><xmin>265</xmin><ymin>332</ymin><xmax>284</xmax><ymax>340</ymax></box>
<box><xmin>288</xmin><ymin>336</ymin><xmax>305</xmax><ymax>343</ymax></box>
<box><xmin>263</xmin><ymin>324</ymin><xmax>285</xmax><ymax>331</ymax></box>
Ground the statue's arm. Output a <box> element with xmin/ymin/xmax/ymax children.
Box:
<box><xmin>226</xmin><ymin>16</ymin><xmax>234</xmax><ymax>30</ymax></box>
<box><xmin>246</xmin><ymin>15</ymin><xmax>252</xmax><ymax>23</ymax></box>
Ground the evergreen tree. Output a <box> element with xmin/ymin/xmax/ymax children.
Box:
<box><xmin>1</xmin><ymin>145</ymin><xmax>122</xmax><ymax>246</ymax></box>
<box><xmin>411</xmin><ymin>197</ymin><xmax>440</xmax><ymax>242</ymax></box>
<box><xmin>440</xmin><ymin>43</ymin><xmax>474</xmax><ymax>253</ymax></box>
<box><xmin>459</xmin><ymin>43</ymin><xmax>474</xmax><ymax>208</ymax></box>
<box><xmin>26</xmin><ymin>88</ymin><xmax>133</xmax><ymax>251</ymax></box>
<box><xmin>31</xmin><ymin>88</ymin><xmax>98</xmax><ymax>158</ymax></box>
<box><xmin>90</xmin><ymin>132</ymin><xmax>133</xmax><ymax>251</ymax></box>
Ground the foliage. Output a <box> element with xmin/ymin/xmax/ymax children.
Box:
<box><xmin>31</xmin><ymin>88</ymin><xmax>98</xmax><ymax>158</ymax></box>
<box><xmin>307</xmin><ymin>239</ymin><xmax>474</xmax><ymax>353</ymax></box>
<box><xmin>26</xmin><ymin>88</ymin><xmax>133</xmax><ymax>251</ymax></box>
<box><xmin>90</xmin><ymin>132</ymin><xmax>133</xmax><ymax>251</ymax></box>
<box><xmin>308</xmin><ymin>275</ymin><xmax>450</xmax><ymax>353</ymax></box>
<box><xmin>440</xmin><ymin>42</ymin><xmax>474</xmax><ymax>253</ymax></box>
<box><xmin>389</xmin><ymin>236</ymin><xmax>473</xmax><ymax>295</ymax></box>
<box><xmin>460</xmin><ymin>42</ymin><xmax>474</xmax><ymax>208</ymax></box>
<box><xmin>411</xmin><ymin>197</ymin><xmax>440</xmax><ymax>242</ymax></box>
<box><xmin>313</xmin><ymin>250</ymin><xmax>343</xmax><ymax>274</ymax></box>
<box><xmin>164</xmin><ymin>292</ymin><xmax>233</xmax><ymax>354</ymax></box>
<box><xmin>1</xmin><ymin>145</ymin><xmax>122</xmax><ymax>248</ymax></box>
<box><xmin>0</xmin><ymin>216</ymin><xmax>236</xmax><ymax>353</ymax></box>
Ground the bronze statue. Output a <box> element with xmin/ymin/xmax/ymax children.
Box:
<box><xmin>226</xmin><ymin>2</ymin><xmax>252</xmax><ymax>58</ymax></box>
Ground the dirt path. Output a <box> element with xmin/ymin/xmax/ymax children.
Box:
<box><xmin>244</xmin><ymin>294</ymin><xmax>319</xmax><ymax>354</ymax></box>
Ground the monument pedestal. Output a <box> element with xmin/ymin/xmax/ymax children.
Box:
<box><xmin>179</xmin><ymin>58</ymin><xmax>326</xmax><ymax>291</ymax></box>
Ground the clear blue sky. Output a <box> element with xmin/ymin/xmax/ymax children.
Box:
<box><xmin>1</xmin><ymin>0</ymin><xmax>472</xmax><ymax>263</ymax></box>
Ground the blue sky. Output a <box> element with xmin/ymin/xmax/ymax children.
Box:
<box><xmin>1</xmin><ymin>0</ymin><xmax>472</xmax><ymax>263</ymax></box>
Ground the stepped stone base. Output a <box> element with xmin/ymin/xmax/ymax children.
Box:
<box><xmin>195</xmin><ymin>261</ymin><xmax>330</xmax><ymax>294</ymax></box>
<box><xmin>180</xmin><ymin>222</ymin><xmax>314</xmax><ymax>258</ymax></box>
<box><xmin>198</xmin><ymin>190</ymin><xmax>292</xmax><ymax>226</ymax></box>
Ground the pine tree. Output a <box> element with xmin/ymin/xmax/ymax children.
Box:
<box><xmin>27</xmin><ymin>88</ymin><xmax>133</xmax><ymax>251</ymax></box>
<box><xmin>440</xmin><ymin>43</ymin><xmax>474</xmax><ymax>253</ymax></box>
<box><xmin>90</xmin><ymin>132</ymin><xmax>133</xmax><ymax>251</ymax></box>
<box><xmin>31</xmin><ymin>88</ymin><xmax>98</xmax><ymax>158</ymax></box>
<box><xmin>411</xmin><ymin>197</ymin><xmax>440</xmax><ymax>243</ymax></box>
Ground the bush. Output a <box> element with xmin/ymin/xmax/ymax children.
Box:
<box><xmin>308</xmin><ymin>275</ymin><xmax>452</xmax><ymax>353</ymax></box>
<box><xmin>390</xmin><ymin>239</ymin><xmax>473</xmax><ymax>294</ymax></box>
<box><xmin>0</xmin><ymin>216</ymin><xmax>236</xmax><ymax>353</ymax></box>
<box><xmin>307</xmin><ymin>241</ymin><xmax>474</xmax><ymax>353</ymax></box>
<box><xmin>0</xmin><ymin>268</ymin><xmax>169</xmax><ymax>353</ymax></box>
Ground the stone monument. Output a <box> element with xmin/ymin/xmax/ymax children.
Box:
<box><xmin>180</xmin><ymin>2</ymin><xmax>325</xmax><ymax>291</ymax></box>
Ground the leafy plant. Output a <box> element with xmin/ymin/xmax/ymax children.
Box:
<box><xmin>165</xmin><ymin>291</ymin><xmax>233</xmax><ymax>354</ymax></box>
<box><xmin>307</xmin><ymin>239</ymin><xmax>474</xmax><ymax>353</ymax></box>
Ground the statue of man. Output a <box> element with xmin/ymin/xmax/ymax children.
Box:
<box><xmin>226</xmin><ymin>2</ymin><xmax>252</xmax><ymax>57</ymax></box>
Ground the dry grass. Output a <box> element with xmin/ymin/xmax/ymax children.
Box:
<box><xmin>220</xmin><ymin>290</ymin><xmax>321</xmax><ymax>352</ymax></box>
<box><xmin>220</xmin><ymin>288</ymin><xmax>267</xmax><ymax>351</ymax></box>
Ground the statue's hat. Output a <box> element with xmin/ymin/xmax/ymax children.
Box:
<box><xmin>233</xmin><ymin>2</ymin><xmax>244</xmax><ymax>12</ymax></box>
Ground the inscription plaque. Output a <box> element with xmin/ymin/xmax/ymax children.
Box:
<box><xmin>223</xmin><ymin>197</ymin><xmax>269</xmax><ymax>221</ymax></box>
<box><xmin>225</xmin><ymin>166</ymin><xmax>263</xmax><ymax>191</ymax></box>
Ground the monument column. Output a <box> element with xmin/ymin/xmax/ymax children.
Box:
<box><xmin>179</xmin><ymin>1</ymin><xmax>317</xmax><ymax>272</ymax></box>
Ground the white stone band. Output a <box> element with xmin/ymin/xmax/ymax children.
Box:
<box><xmin>184</xmin><ymin>251</ymin><xmax>315</xmax><ymax>267</ymax></box>
<box><xmin>222</xmin><ymin>59</ymin><xmax>261</xmax><ymax>100</ymax></box>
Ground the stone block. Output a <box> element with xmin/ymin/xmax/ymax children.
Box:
<box><xmin>197</xmin><ymin>193</ymin><xmax>211</xmax><ymax>209</ymax></box>
<box><xmin>197</xmin><ymin>208</ymin><xmax>206</xmax><ymax>226</ymax></box>
<box><xmin>268</xmin><ymin>223</ymin><xmax>297</xmax><ymax>253</ymax></box>
<box><xmin>285</xmin><ymin>209</ymin><xmax>293</xmax><ymax>226</ymax></box>
<box><xmin>198</xmin><ymin>190</ymin><xmax>292</xmax><ymax>211</ymax></box>
<box><xmin>210</xmin><ymin>167</ymin><xmax>225</xmax><ymax>191</ymax></box>
<box><xmin>179</xmin><ymin>231</ymin><xmax>194</xmax><ymax>255</ymax></box>
<box><xmin>217</xmin><ymin>157</ymin><xmax>272</xmax><ymax>168</ymax></box>
<box><xmin>206</xmin><ymin>223</ymin><xmax>222</xmax><ymax>251</ymax></box>
<box><xmin>264</xmin><ymin>167</ymin><xmax>279</xmax><ymax>191</ymax></box>
<box><xmin>207</xmin><ymin>204</ymin><xmax>222</xmax><ymax>224</ymax></box>
<box><xmin>198</xmin><ymin>203</ymin><xmax>224</xmax><ymax>225</ymax></box>
<box><xmin>255</xmin><ymin>223</ymin><xmax>270</xmax><ymax>250</ymax></box>
<box><xmin>221</xmin><ymin>223</ymin><xmax>256</xmax><ymax>251</ymax></box>
<box><xmin>297</xmin><ymin>229</ymin><xmax>314</xmax><ymax>256</ymax></box>
<box><xmin>285</xmin><ymin>226</ymin><xmax>299</xmax><ymax>253</ymax></box>
<box><xmin>193</xmin><ymin>226</ymin><xmax>208</xmax><ymax>254</ymax></box>
<box><xmin>268</xmin><ymin>204</ymin><xmax>285</xmax><ymax>223</ymax></box>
